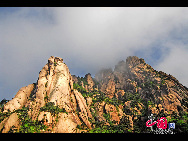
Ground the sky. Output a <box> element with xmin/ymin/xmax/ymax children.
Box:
<box><xmin>1</xmin><ymin>7</ymin><xmax>188</xmax><ymax>100</ymax></box>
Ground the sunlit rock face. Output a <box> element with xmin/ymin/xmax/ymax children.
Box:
<box><xmin>1</xmin><ymin>56</ymin><xmax>188</xmax><ymax>133</ymax></box>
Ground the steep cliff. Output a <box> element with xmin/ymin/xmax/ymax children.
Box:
<box><xmin>95</xmin><ymin>56</ymin><xmax>188</xmax><ymax>115</ymax></box>
<box><xmin>0</xmin><ymin>56</ymin><xmax>92</xmax><ymax>133</ymax></box>
<box><xmin>1</xmin><ymin>56</ymin><xmax>188</xmax><ymax>133</ymax></box>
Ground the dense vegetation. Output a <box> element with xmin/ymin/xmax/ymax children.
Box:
<box><xmin>0</xmin><ymin>100</ymin><xmax>68</xmax><ymax>133</ymax></box>
<box><xmin>73</xmin><ymin>77</ymin><xmax>188</xmax><ymax>133</ymax></box>
<box><xmin>1</xmin><ymin>74</ymin><xmax>188</xmax><ymax>133</ymax></box>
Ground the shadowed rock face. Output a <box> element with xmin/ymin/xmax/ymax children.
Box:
<box><xmin>1</xmin><ymin>56</ymin><xmax>188</xmax><ymax>133</ymax></box>
<box><xmin>95</xmin><ymin>56</ymin><xmax>188</xmax><ymax>116</ymax></box>
<box><xmin>85</xmin><ymin>73</ymin><xmax>95</xmax><ymax>91</ymax></box>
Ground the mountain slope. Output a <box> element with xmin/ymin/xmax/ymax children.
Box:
<box><xmin>0</xmin><ymin>56</ymin><xmax>92</xmax><ymax>133</ymax></box>
<box><xmin>1</xmin><ymin>56</ymin><xmax>188</xmax><ymax>133</ymax></box>
<box><xmin>95</xmin><ymin>56</ymin><xmax>188</xmax><ymax>115</ymax></box>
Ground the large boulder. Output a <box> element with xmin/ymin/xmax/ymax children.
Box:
<box><xmin>0</xmin><ymin>113</ymin><xmax>19</xmax><ymax>133</ymax></box>
<box><xmin>4</xmin><ymin>84</ymin><xmax>35</xmax><ymax>112</ymax></box>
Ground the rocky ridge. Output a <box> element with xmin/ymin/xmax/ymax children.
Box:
<box><xmin>1</xmin><ymin>56</ymin><xmax>92</xmax><ymax>133</ymax></box>
<box><xmin>1</xmin><ymin>56</ymin><xmax>188</xmax><ymax>133</ymax></box>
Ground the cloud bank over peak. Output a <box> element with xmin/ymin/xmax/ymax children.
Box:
<box><xmin>1</xmin><ymin>7</ymin><xmax>188</xmax><ymax>100</ymax></box>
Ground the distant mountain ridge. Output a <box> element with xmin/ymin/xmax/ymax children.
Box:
<box><xmin>1</xmin><ymin>56</ymin><xmax>188</xmax><ymax>133</ymax></box>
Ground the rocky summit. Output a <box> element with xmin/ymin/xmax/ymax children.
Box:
<box><xmin>1</xmin><ymin>56</ymin><xmax>188</xmax><ymax>133</ymax></box>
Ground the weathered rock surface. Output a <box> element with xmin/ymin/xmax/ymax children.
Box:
<box><xmin>0</xmin><ymin>113</ymin><xmax>19</xmax><ymax>133</ymax></box>
<box><xmin>1</xmin><ymin>55</ymin><xmax>188</xmax><ymax>133</ymax></box>
<box><xmin>1</xmin><ymin>56</ymin><xmax>92</xmax><ymax>133</ymax></box>
<box><xmin>73</xmin><ymin>89</ymin><xmax>92</xmax><ymax>129</ymax></box>
<box><xmin>85</xmin><ymin>73</ymin><xmax>95</xmax><ymax>91</ymax></box>
<box><xmin>4</xmin><ymin>84</ymin><xmax>35</xmax><ymax>112</ymax></box>
<box><xmin>95</xmin><ymin>56</ymin><xmax>188</xmax><ymax>115</ymax></box>
<box><xmin>104</xmin><ymin>104</ymin><xmax>120</xmax><ymax>123</ymax></box>
<box><xmin>53</xmin><ymin>113</ymin><xmax>78</xmax><ymax>133</ymax></box>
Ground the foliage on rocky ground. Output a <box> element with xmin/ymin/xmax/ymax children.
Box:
<box><xmin>1</xmin><ymin>56</ymin><xmax>188</xmax><ymax>133</ymax></box>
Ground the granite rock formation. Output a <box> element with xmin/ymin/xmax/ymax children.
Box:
<box><xmin>0</xmin><ymin>56</ymin><xmax>92</xmax><ymax>133</ymax></box>
<box><xmin>1</xmin><ymin>56</ymin><xmax>188</xmax><ymax>133</ymax></box>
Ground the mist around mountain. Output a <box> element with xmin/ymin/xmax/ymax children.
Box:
<box><xmin>1</xmin><ymin>56</ymin><xmax>188</xmax><ymax>133</ymax></box>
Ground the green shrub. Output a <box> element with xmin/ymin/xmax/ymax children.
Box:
<box><xmin>54</xmin><ymin>62</ymin><xmax>57</xmax><ymax>66</ymax></box>
<box><xmin>0</xmin><ymin>111</ymin><xmax>11</xmax><ymax>124</ymax></box>
<box><xmin>40</xmin><ymin>102</ymin><xmax>68</xmax><ymax>116</ymax></box>
<box><xmin>14</xmin><ymin>106</ymin><xmax>47</xmax><ymax>133</ymax></box>
<box><xmin>73</xmin><ymin>83</ymin><xmax>87</xmax><ymax>94</ymax></box>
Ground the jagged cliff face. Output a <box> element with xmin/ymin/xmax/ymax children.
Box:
<box><xmin>1</xmin><ymin>56</ymin><xmax>188</xmax><ymax>133</ymax></box>
<box><xmin>1</xmin><ymin>56</ymin><xmax>92</xmax><ymax>133</ymax></box>
<box><xmin>95</xmin><ymin>56</ymin><xmax>188</xmax><ymax>115</ymax></box>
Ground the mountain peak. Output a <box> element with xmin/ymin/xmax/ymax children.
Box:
<box><xmin>126</xmin><ymin>56</ymin><xmax>145</xmax><ymax>67</ymax></box>
<box><xmin>1</xmin><ymin>56</ymin><xmax>188</xmax><ymax>133</ymax></box>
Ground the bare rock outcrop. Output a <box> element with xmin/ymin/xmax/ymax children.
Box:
<box><xmin>0</xmin><ymin>113</ymin><xmax>19</xmax><ymax>133</ymax></box>
<box><xmin>73</xmin><ymin>89</ymin><xmax>92</xmax><ymax>129</ymax></box>
<box><xmin>1</xmin><ymin>55</ymin><xmax>188</xmax><ymax>133</ymax></box>
<box><xmin>104</xmin><ymin>104</ymin><xmax>120</xmax><ymax>124</ymax></box>
<box><xmin>53</xmin><ymin>113</ymin><xmax>78</xmax><ymax>133</ymax></box>
<box><xmin>85</xmin><ymin>73</ymin><xmax>95</xmax><ymax>91</ymax></box>
<box><xmin>1</xmin><ymin>56</ymin><xmax>92</xmax><ymax>133</ymax></box>
<box><xmin>4</xmin><ymin>84</ymin><xmax>35</xmax><ymax>112</ymax></box>
<box><xmin>93</xmin><ymin>101</ymin><xmax>106</xmax><ymax>122</ymax></box>
<box><xmin>95</xmin><ymin>56</ymin><xmax>188</xmax><ymax>117</ymax></box>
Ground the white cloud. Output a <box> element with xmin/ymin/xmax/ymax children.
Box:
<box><xmin>155</xmin><ymin>43</ymin><xmax>188</xmax><ymax>87</ymax></box>
<box><xmin>1</xmin><ymin>7</ymin><xmax>188</xmax><ymax>100</ymax></box>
